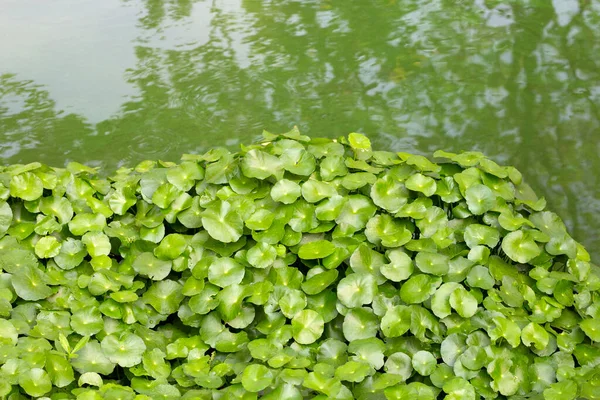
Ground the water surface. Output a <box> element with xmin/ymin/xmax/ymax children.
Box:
<box><xmin>1</xmin><ymin>0</ymin><xmax>599</xmax><ymax>260</ymax></box>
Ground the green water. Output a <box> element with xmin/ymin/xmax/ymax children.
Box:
<box><xmin>0</xmin><ymin>0</ymin><xmax>598</xmax><ymax>260</ymax></box>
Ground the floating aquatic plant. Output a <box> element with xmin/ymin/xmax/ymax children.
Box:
<box><xmin>0</xmin><ymin>129</ymin><xmax>598</xmax><ymax>399</ymax></box>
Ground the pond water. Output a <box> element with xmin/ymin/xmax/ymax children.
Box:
<box><xmin>1</xmin><ymin>0</ymin><xmax>599</xmax><ymax>260</ymax></box>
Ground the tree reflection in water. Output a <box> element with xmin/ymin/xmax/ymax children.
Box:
<box><xmin>1</xmin><ymin>0</ymin><xmax>598</xmax><ymax>259</ymax></box>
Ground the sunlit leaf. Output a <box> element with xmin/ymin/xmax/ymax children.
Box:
<box><xmin>502</xmin><ymin>230</ymin><xmax>541</xmax><ymax>263</ymax></box>
<box><xmin>405</xmin><ymin>173</ymin><xmax>437</xmax><ymax>197</ymax></box>
<box><xmin>380</xmin><ymin>305</ymin><xmax>411</xmax><ymax>338</ymax></box>
<box><xmin>337</xmin><ymin>273</ymin><xmax>377</xmax><ymax>308</ymax></box>
<box><xmin>343</xmin><ymin>307</ymin><xmax>379</xmax><ymax>342</ymax></box>
<box><xmin>381</xmin><ymin>249</ymin><xmax>413</xmax><ymax>282</ymax></box>
<box><xmin>365</xmin><ymin>214</ymin><xmax>413</xmax><ymax>248</ymax></box>
<box><xmin>400</xmin><ymin>274</ymin><xmax>441</xmax><ymax>304</ymax></box>
<box><xmin>201</xmin><ymin>200</ymin><xmax>243</xmax><ymax>243</ymax></box>
<box><xmin>302</xmin><ymin>180</ymin><xmax>337</xmax><ymax>203</ymax></box>
<box><xmin>292</xmin><ymin>309</ymin><xmax>324</xmax><ymax>344</ymax></box>
<box><xmin>415</xmin><ymin>252</ymin><xmax>449</xmax><ymax>276</ymax></box>
<box><xmin>412</xmin><ymin>350</ymin><xmax>436</xmax><ymax>376</ymax></box>
<box><xmin>34</xmin><ymin>236</ymin><xmax>61</xmax><ymax>258</ymax></box>
<box><xmin>101</xmin><ymin>332</ymin><xmax>146</xmax><ymax>367</ymax></box>
<box><xmin>242</xmin><ymin>149</ymin><xmax>283</xmax><ymax>179</ymax></box>
<box><xmin>463</xmin><ymin>224</ymin><xmax>500</xmax><ymax>249</ymax></box>
<box><xmin>10</xmin><ymin>172</ymin><xmax>44</xmax><ymax>201</ymax></box>
<box><xmin>132</xmin><ymin>252</ymin><xmax>172</xmax><ymax>281</ymax></box>
<box><xmin>465</xmin><ymin>184</ymin><xmax>495</xmax><ymax>215</ymax></box>
<box><xmin>19</xmin><ymin>367</ymin><xmax>52</xmax><ymax>397</ymax></box>
<box><xmin>12</xmin><ymin>265</ymin><xmax>53</xmax><ymax>300</ymax></box>
<box><xmin>298</xmin><ymin>240</ymin><xmax>336</xmax><ymax>260</ymax></box>
<box><xmin>371</xmin><ymin>176</ymin><xmax>409</xmax><ymax>212</ymax></box>
<box><xmin>208</xmin><ymin>257</ymin><xmax>245</xmax><ymax>287</ymax></box>
<box><xmin>271</xmin><ymin>179</ymin><xmax>302</xmax><ymax>204</ymax></box>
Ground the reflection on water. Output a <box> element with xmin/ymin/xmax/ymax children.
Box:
<box><xmin>0</xmin><ymin>0</ymin><xmax>599</xmax><ymax>260</ymax></box>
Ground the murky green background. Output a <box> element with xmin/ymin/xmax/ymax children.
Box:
<box><xmin>1</xmin><ymin>0</ymin><xmax>598</xmax><ymax>260</ymax></box>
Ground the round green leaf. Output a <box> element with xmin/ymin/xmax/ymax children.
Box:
<box><xmin>466</xmin><ymin>265</ymin><xmax>495</xmax><ymax>290</ymax></box>
<box><xmin>143</xmin><ymin>280</ymin><xmax>184</xmax><ymax>314</ymax></box>
<box><xmin>101</xmin><ymin>333</ymin><xmax>146</xmax><ymax>367</ymax></box>
<box><xmin>71</xmin><ymin>306</ymin><xmax>104</xmax><ymax>336</ymax></box>
<box><xmin>271</xmin><ymin>179</ymin><xmax>302</xmax><ymax>204</ymax></box>
<box><xmin>302</xmin><ymin>180</ymin><xmax>337</xmax><ymax>203</ymax></box>
<box><xmin>142</xmin><ymin>348</ymin><xmax>171</xmax><ymax>380</ymax></box>
<box><xmin>370</xmin><ymin>176</ymin><xmax>409</xmax><ymax>212</ymax></box>
<box><xmin>288</xmin><ymin>201</ymin><xmax>319</xmax><ymax>233</ymax></box>
<box><xmin>154</xmin><ymin>233</ymin><xmax>188</xmax><ymax>260</ymax></box>
<box><xmin>81</xmin><ymin>231</ymin><xmax>111</xmax><ymax>257</ymax></box>
<box><xmin>545</xmin><ymin>233</ymin><xmax>577</xmax><ymax>259</ymax></box>
<box><xmin>19</xmin><ymin>367</ymin><xmax>52</xmax><ymax>397</ymax></box>
<box><xmin>381</xmin><ymin>305</ymin><xmax>411</xmax><ymax>338</ymax></box>
<box><xmin>39</xmin><ymin>196</ymin><xmax>73</xmax><ymax>225</ymax></box>
<box><xmin>443</xmin><ymin>377</ymin><xmax>476</xmax><ymax>400</ymax></box>
<box><xmin>166</xmin><ymin>161</ymin><xmax>203</xmax><ymax>191</ymax></box>
<box><xmin>521</xmin><ymin>322</ymin><xmax>550</xmax><ymax>350</ymax></box>
<box><xmin>335</xmin><ymin>195</ymin><xmax>377</xmax><ymax>234</ymax></box>
<box><xmin>34</xmin><ymin>236</ymin><xmax>61</xmax><ymax>258</ymax></box>
<box><xmin>342</xmin><ymin>172</ymin><xmax>376</xmax><ymax>190</ymax></box>
<box><xmin>335</xmin><ymin>360</ymin><xmax>372</xmax><ymax>382</ymax></box>
<box><xmin>458</xmin><ymin>347</ymin><xmax>487</xmax><ymax>371</ymax></box>
<box><xmin>580</xmin><ymin>318</ymin><xmax>600</xmax><ymax>342</ymax></box>
<box><xmin>10</xmin><ymin>172</ymin><xmax>44</xmax><ymax>201</ymax></box>
<box><xmin>415</xmin><ymin>252</ymin><xmax>449</xmax><ymax>276</ymax></box>
<box><xmin>78</xmin><ymin>372</ymin><xmax>104</xmax><ymax>387</ymax></box>
<box><xmin>385</xmin><ymin>381</ymin><xmax>436</xmax><ymax>400</ymax></box>
<box><xmin>343</xmin><ymin>307</ymin><xmax>379</xmax><ymax>342</ymax></box>
<box><xmin>489</xmin><ymin>317</ymin><xmax>522</xmax><ymax>348</ymax></box>
<box><xmin>348</xmin><ymin>132</ymin><xmax>371</xmax><ymax>150</ymax></box>
<box><xmin>399</xmin><ymin>274</ymin><xmax>441</xmax><ymax>304</ymax></box>
<box><xmin>281</xmin><ymin>148</ymin><xmax>316</xmax><ymax>176</ymax></box>
<box><xmin>292</xmin><ymin>309</ymin><xmax>324</xmax><ymax>344</ymax></box>
<box><xmin>0</xmin><ymin>202</ymin><xmax>13</xmax><ymax>236</ymax></box>
<box><xmin>241</xmin><ymin>364</ymin><xmax>274</xmax><ymax>392</ymax></box>
<box><xmin>381</xmin><ymin>249</ymin><xmax>413</xmax><ymax>282</ymax></box>
<box><xmin>298</xmin><ymin>240</ymin><xmax>336</xmax><ymax>260</ymax></box>
<box><xmin>365</xmin><ymin>214</ymin><xmax>412</xmax><ymax>248</ymax></box>
<box><xmin>465</xmin><ymin>184</ymin><xmax>495</xmax><ymax>215</ymax></box>
<box><xmin>68</xmin><ymin>213</ymin><xmax>106</xmax><ymax>236</ymax></box>
<box><xmin>405</xmin><ymin>173</ymin><xmax>437</xmax><ymax>197</ymax></box>
<box><xmin>412</xmin><ymin>351</ymin><xmax>436</xmax><ymax>376</ymax></box>
<box><xmin>71</xmin><ymin>340</ymin><xmax>116</xmax><ymax>375</ymax></box>
<box><xmin>242</xmin><ymin>149</ymin><xmax>282</xmax><ymax>180</ymax></box>
<box><xmin>279</xmin><ymin>288</ymin><xmax>307</xmax><ymax>318</ymax></box>
<box><xmin>431</xmin><ymin>282</ymin><xmax>462</xmax><ymax>319</ymax></box>
<box><xmin>247</xmin><ymin>242</ymin><xmax>277</xmax><ymax>269</ymax></box>
<box><xmin>132</xmin><ymin>252</ymin><xmax>172</xmax><ymax>281</ymax></box>
<box><xmin>54</xmin><ymin>238</ymin><xmax>86</xmax><ymax>269</ymax></box>
<box><xmin>245</xmin><ymin>208</ymin><xmax>275</xmax><ymax>231</ymax></box>
<box><xmin>464</xmin><ymin>224</ymin><xmax>500</xmax><ymax>248</ymax></box>
<box><xmin>543</xmin><ymin>380</ymin><xmax>577</xmax><ymax>400</ymax></box>
<box><xmin>301</xmin><ymin>269</ymin><xmax>338</xmax><ymax>295</ymax></box>
<box><xmin>46</xmin><ymin>352</ymin><xmax>75</xmax><ymax>388</ymax></box>
<box><xmin>0</xmin><ymin>318</ymin><xmax>18</xmax><ymax>345</ymax></box>
<box><xmin>384</xmin><ymin>352</ymin><xmax>413</xmax><ymax>381</ymax></box>
<box><xmin>449</xmin><ymin>287</ymin><xmax>478</xmax><ymax>318</ymax></box>
<box><xmin>208</xmin><ymin>257</ymin><xmax>245</xmax><ymax>288</ymax></box>
<box><xmin>12</xmin><ymin>265</ymin><xmax>53</xmax><ymax>301</ymax></box>
<box><xmin>319</xmin><ymin>155</ymin><xmax>348</xmax><ymax>181</ymax></box>
<box><xmin>337</xmin><ymin>273</ymin><xmax>377</xmax><ymax>308</ymax></box>
<box><xmin>530</xmin><ymin>211</ymin><xmax>567</xmax><ymax>237</ymax></box>
<box><xmin>502</xmin><ymin>230</ymin><xmax>541</xmax><ymax>263</ymax></box>
<box><xmin>107</xmin><ymin>187</ymin><xmax>137</xmax><ymax>215</ymax></box>
<box><xmin>201</xmin><ymin>201</ymin><xmax>243</xmax><ymax>243</ymax></box>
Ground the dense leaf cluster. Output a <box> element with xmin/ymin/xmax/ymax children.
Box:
<box><xmin>0</xmin><ymin>130</ymin><xmax>598</xmax><ymax>399</ymax></box>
